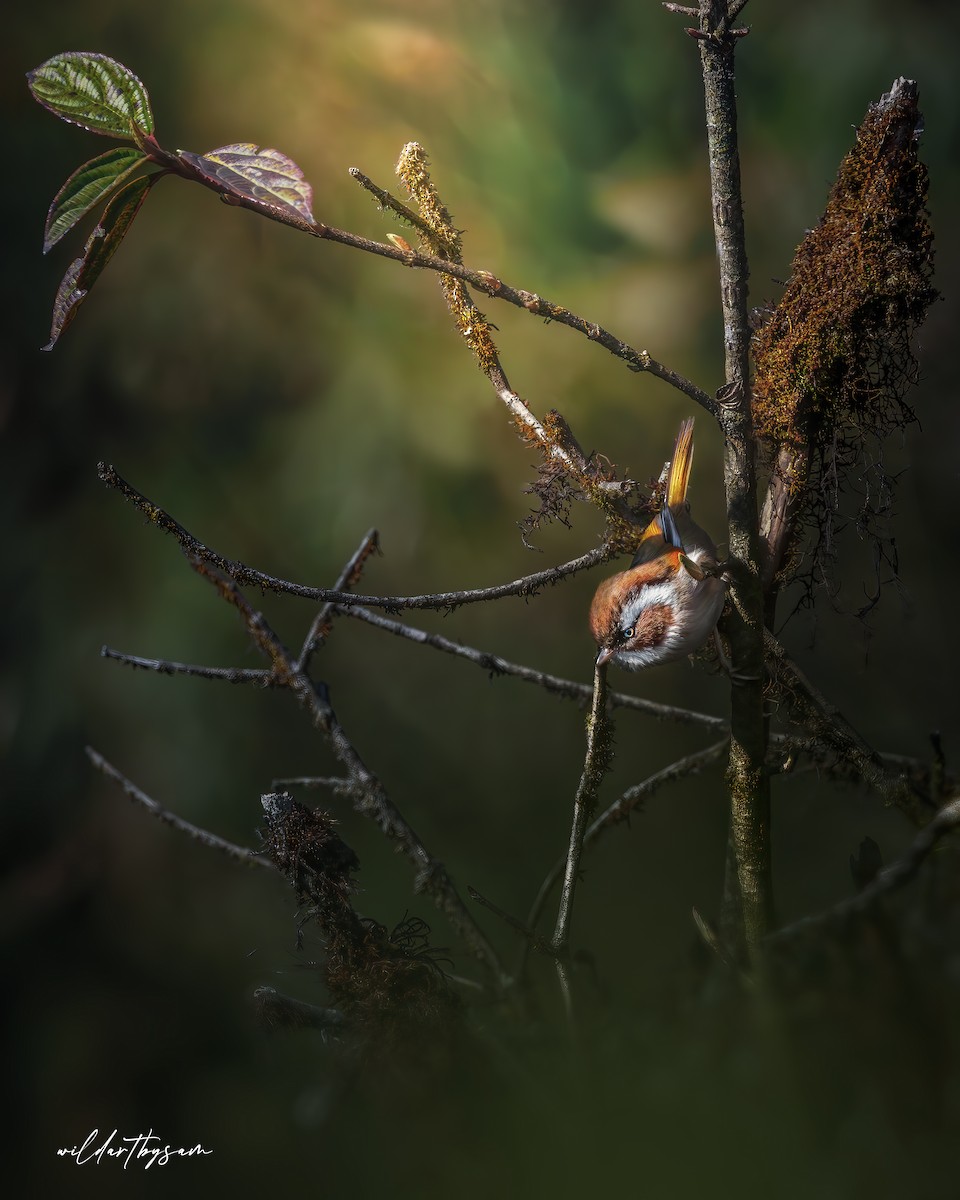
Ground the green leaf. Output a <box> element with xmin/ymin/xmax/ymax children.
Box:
<box><xmin>27</xmin><ymin>52</ymin><xmax>154</xmax><ymax>140</ymax></box>
<box><xmin>43</xmin><ymin>173</ymin><xmax>156</xmax><ymax>351</ymax></box>
<box><xmin>44</xmin><ymin>147</ymin><xmax>149</xmax><ymax>253</ymax></box>
<box><xmin>178</xmin><ymin>143</ymin><xmax>315</xmax><ymax>224</ymax></box>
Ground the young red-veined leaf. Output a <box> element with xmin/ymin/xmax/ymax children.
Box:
<box><xmin>177</xmin><ymin>143</ymin><xmax>315</xmax><ymax>224</ymax></box>
<box><xmin>43</xmin><ymin>173</ymin><xmax>156</xmax><ymax>351</ymax></box>
<box><xmin>44</xmin><ymin>146</ymin><xmax>150</xmax><ymax>253</ymax></box>
<box><xmin>27</xmin><ymin>52</ymin><xmax>154</xmax><ymax>142</ymax></box>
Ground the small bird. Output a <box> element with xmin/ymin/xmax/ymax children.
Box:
<box><xmin>590</xmin><ymin>418</ymin><xmax>726</xmax><ymax>670</ymax></box>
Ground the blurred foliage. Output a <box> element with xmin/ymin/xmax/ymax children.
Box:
<box><xmin>3</xmin><ymin>1</ymin><xmax>960</xmax><ymax>1196</ymax></box>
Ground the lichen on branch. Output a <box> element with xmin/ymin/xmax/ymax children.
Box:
<box><xmin>753</xmin><ymin>78</ymin><xmax>938</xmax><ymax>596</ymax></box>
<box><xmin>395</xmin><ymin>141</ymin><xmax>500</xmax><ymax>376</ymax></box>
<box><xmin>394</xmin><ymin>142</ymin><xmax>648</xmax><ymax>543</ymax></box>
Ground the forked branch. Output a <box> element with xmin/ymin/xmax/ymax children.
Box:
<box><xmin>98</xmin><ymin>460</ymin><xmax>611</xmax><ymax>612</ymax></box>
<box><xmin>182</xmin><ymin>554</ymin><xmax>506</xmax><ymax>985</ymax></box>
<box><xmin>525</xmin><ymin>740</ymin><xmax>727</xmax><ymax>963</ymax></box>
<box><xmin>770</xmin><ymin>795</ymin><xmax>960</xmax><ymax>941</ymax></box>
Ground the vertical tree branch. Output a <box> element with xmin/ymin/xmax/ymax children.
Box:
<box><xmin>297</xmin><ymin>527</ymin><xmax>380</xmax><ymax>671</ymax></box>
<box><xmin>694</xmin><ymin>0</ymin><xmax>772</xmax><ymax>951</ymax></box>
<box><xmin>551</xmin><ymin>664</ymin><xmax>613</xmax><ymax>959</ymax></box>
<box><xmin>522</xmin><ymin>739</ymin><xmax>727</xmax><ymax>978</ymax></box>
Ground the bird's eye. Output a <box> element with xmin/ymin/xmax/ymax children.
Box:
<box><xmin>622</xmin><ymin>626</ymin><xmax>635</xmax><ymax>640</ymax></box>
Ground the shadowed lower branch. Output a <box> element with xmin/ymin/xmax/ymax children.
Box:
<box><xmin>769</xmin><ymin>795</ymin><xmax>960</xmax><ymax>942</ymax></box>
<box><xmin>763</xmin><ymin>630</ymin><xmax>935</xmax><ymax>825</ymax></box>
<box><xmin>86</xmin><ymin>746</ymin><xmax>273</xmax><ymax>868</ymax></box>
<box><xmin>183</xmin><ymin>554</ymin><xmax>507</xmax><ymax>986</ymax></box>
<box><xmin>525</xmin><ymin>740</ymin><xmax>727</xmax><ymax>966</ymax></box>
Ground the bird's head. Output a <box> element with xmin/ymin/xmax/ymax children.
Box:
<box><xmin>589</xmin><ymin>556</ymin><xmax>685</xmax><ymax>670</ymax></box>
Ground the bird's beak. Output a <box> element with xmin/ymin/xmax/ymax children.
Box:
<box><xmin>596</xmin><ymin>646</ymin><xmax>614</xmax><ymax>668</ymax></box>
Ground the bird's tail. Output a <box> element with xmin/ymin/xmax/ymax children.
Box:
<box><xmin>665</xmin><ymin>417</ymin><xmax>694</xmax><ymax>510</ymax></box>
<box><xmin>631</xmin><ymin>418</ymin><xmax>696</xmax><ymax>562</ymax></box>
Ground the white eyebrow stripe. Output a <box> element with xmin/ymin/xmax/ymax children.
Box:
<box><xmin>620</xmin><ymin>580</ymin><xmax>675</xmax><ymax>631</ymax></box>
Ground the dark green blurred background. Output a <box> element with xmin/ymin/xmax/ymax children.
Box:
<box><xmin>4</xmin><ymin>1</ymin><xmax>958</xmax><ymax>1195</ymax></box>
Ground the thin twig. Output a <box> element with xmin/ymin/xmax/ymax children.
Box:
<box><xmin>591</xmin><ymin>738</ymin><xmax>729</xmax><ymax>835</ymax></box>
<box><xmin>335</xmin><ymin>603</ymin><xmax>729</xmax><ymax>730</ymax></box>
<box><xmin>101</xmin><ymin>646</ymin><xmax>275</xmax><ymax>686</ymax></box>
<box><xmin>525</xmin><ymin>740</ymin><xmax>727</xmax><ymax>950</ymax></box>
<box><xmin>327</xmin><ymin>230</ymin><xmax>719</xmax><ymax>415</ymax></box>
<box><xmin>763</xmin><ymin>629</ymin><xmax>933</xmax><ymax>824</ymax></box>
<box><xmin>271</xmin><ymin>775</ymin><xmax>358</xmax><ymax>795</ymax></box>
<box><xmin>551</xmin><ymin>664</ymin><xmax>613</xmax><ymax>955</ymax></box>
<box><xmin>86</xmin><ymin>746</ymin><xmax>273</xmax><ymax>868</ymax></box>
<box><xmin>349</xmin><ymin>167</ymin><xmax>436</xmax><ymax>241</ymax></box>
<box><xmin>146</xmin><ymin>139</ymin><xmax>715</xmax><ymax>416</ymax></box>
<box><xmin>98</xmin><ymin>461</ymin><xmax>609</xmax><ymax>611</ymax></box>
<box><xmin>183</xmin><ymin>555</ymin><xmax>507</xmax><ymax>986</ymax></box>
<box><xmin>770</xmin><ymin>796</ymin><xmax>960</xmax><ymax>942</ymax></box>
<box><xmin>297</xmin><ymin>528</ymin><xmax>380</xmax><ymax>671</ymax></box>
<box><xmin>392</xmin><ymin>143</ymin><xmax>650</xmax><ymax>529</ymax></box>
<box><xmin>467</xmin><ymin>885</ymin><xmax>553</xmax><ymax>957</ymax></box>
<box><xmin>252</xmin><ymin>986</ymin><xmax>346</xmax><ymax>1033</ymax></box>
<box><xmin>101</xmin><ymin>611</ymin><xmax>934</xmax><ymax>814</ymax></box>
<box><xmin>555</xmin><ymin>957</ymin><xmax>575</xmax><ymax>1030</ymax></box>
<box><xmin>489</xmin><ymin>366</ymin><xmax>641</xmax><ymax>521</ymax></box>
<box><xmin>691</xmin><ymin>906</ymin><xmax>744</xmax><ymax>974</ymax></box>
<box><xmin>724</xmin><ymin>0</ymin><xmax>751</xmax><ymax>27</ymax></box>
<box><xmin>101</xmin><ymin>618</ymin><xmax>728</xmax><ymax>732</ymax></box>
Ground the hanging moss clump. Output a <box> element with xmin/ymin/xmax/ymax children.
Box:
<box><xmin>752</xmin><ymin>78</ymin><xmax>938</xmax><ymax>602</ymax></box>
